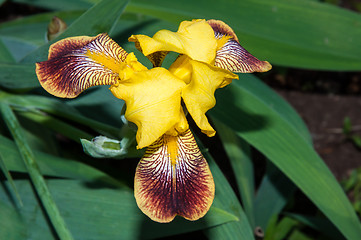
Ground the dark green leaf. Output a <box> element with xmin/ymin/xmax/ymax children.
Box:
<box><xmin>0</xmin><ymin>103</ymin><xmax>74</xmax><ymax>240</ymax></box>
<box><xmin>127</xmin><ymin>0</ymin><xmax>361</xmax><ymax>70</ymax></box>
<box><xmin>21</xmin><ymin>0</ymin><xmax>130</xmax><ymax>63</ymax></box>
<box><xmin>213</xmin><ymin>119</ymin><xmax>256</xmax><ymax>228</ymax></box>
<box><xmin>209</xmin><ymin>76</ymin><xmax>361</xmax><ymax>239</ymax></box>
<box><xmin>254</xmin><ymin>162</ymin><xmax>297</xmax><ymax>230</ymax></box>
<box><xmin>0</xmin><ymin>179</ymin><xmax>237</xmax><ymax>240</ymax></box>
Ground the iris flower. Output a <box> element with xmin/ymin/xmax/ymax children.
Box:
<box><xmin>36</xmin><ymin>19</ymin><xmax>271</xmax><ymax>223</ymax></box>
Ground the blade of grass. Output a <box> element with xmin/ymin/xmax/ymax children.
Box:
<box><xmin>213</xmin><ymin>119</ymin><xmax>256</xmax><ymax>228</ymax></box>
<box><xmin>0</xmin><ymin>103</ymin><xmax>74</xmax><ymax>240</ymax></box>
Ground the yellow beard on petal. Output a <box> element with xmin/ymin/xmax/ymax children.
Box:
<box><xmin>164</xmin><ymin>135</ymin><xmax>179</xmax><ymax>166</ymax></box>
<box><xmin>85</xmin><ymin>50</ymin><xmax>123</xmax><ymax>75</ymax></box>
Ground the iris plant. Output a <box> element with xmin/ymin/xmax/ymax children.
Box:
<box><xmin>36</xmin><ymin>19</ymin><xmax>271</xmax><ymax>223</ymax></box>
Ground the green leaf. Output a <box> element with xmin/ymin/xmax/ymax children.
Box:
<box><xmin>0</xmin><ymin>39</ymin><xmax>15</xmax><ymax>63</ymax></box>
<box><xmin>1</xmin><ymin>37</ymin><xmax>37</xmax><ymax>62</ymax></box>
<box><xmin>127</xmin><ymin>0</ymin><xmax>361</xmax><ymax>70</ymax></box>
<box><xmin>1</xmin><ymin>91</ymin><xmax>119</xmax><ymax>136</ymax></box>
<box><xmin>13</xmin><ymin>0</ymin><xmax>93</xmax><ymax>10</ymax></box>
<box><xmin>213</xmin><ymin>119</ymin><xmax>256</xmax><ymax>228</ymax></box>
<box><xmin>0</xmin><ymin>103</ymin><xmax>74</xmax><ymax>240</ymax></box>
<box><xmin>265</xmin><ymin>216</ymin><xmax>299</xmax><ymax>240</ymax></box>
<box><xmin>0</xmin><ymin>63</ymin><xmax>37</xmax><ymax>89</ymax></box>
<box><xmin>19</xmin><ymin>111</ymin><xmax>93</xmax><ymax>143</ymax></box>
<box><xmin>0</xmin><ymin>11</ymin><xmax>84</xmax><ymax>47</ymax></box>
<box><xmin>21</xmin><ymin>0</ymin><xmax>130</xmax><ymax>63</ymax></box>
<box><xmin>199</xmin><ymin>140</ymin><xmax>255</xmax><ymax>240</ymax></box>
<box><xmin>254</xmin><ymin>162</ymin><xmax>297</xmax><ymax>230</ymax></box>
<box><xmin>286</xmin><ymin>213</ymin><xmax>345</xmax><ymax>240</ymax></box>
<box><xmin>0</xmin><ymin>134</ymin><xmax>124</xmax><ymax>185</ymax></box>
<box><xmin>0</xmin><ymin>200</ymin><xmax>27</xmax><ymax>240</ymax></box>
<box><xmin>209</xmin><ymin>76</ymin><xmax>361</xmax><ymax>239</ymax></box>
<box><xmin>0</xmin><ymin>151</ymin><xmax>23</xmax><ymax>206</ymax></box>
<box><xmin>0</xmin><ymin>179</ymin><xmax>237</xmax><ymax>240</ymax></box>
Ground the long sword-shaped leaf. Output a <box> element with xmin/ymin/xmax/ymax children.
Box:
<box><xmin>0</xmin><ymin>178</ymin><xmax>238</xmax><ymax>240</ymax></box>
<box><xmin>127</xmin><ymin>0</ymin><xmax>361</xmax><ymax>70</ymax></box>
<box><xmin>254</xmin><ymin>161</ymin><xmax>297</xmax><ymax>230</ymax></box>
<box><xmin>0</xmin><ymin>104</ymin><xmax>74</xmax><ymax>240</ymax></box>
<box><xmin>209</xmin><ymin>76</ymin><xmax>361</xmax><ymax>239</ymax></box>
<box><xmin>21</xmin><ymin>0</ymin><xmax>130</xmax><ymax>63</ymax></box>
<box><xmin>213</xmin><ymin>119</ymin><xmax>256</xmax><ymax>228</ymax></box>
<box><xmin>0</xmin><ymin>151</ymin><xmax>23</xmax><ymax>206</ymax></box>
<box><xmin>195</xmin><ymin>138</ymin><xmax>255</xmax><ymax>240</ymax></box>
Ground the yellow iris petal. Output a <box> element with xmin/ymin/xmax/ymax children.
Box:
<box><xmin>174</xmin><ymin>57</ymin><xmax>238</xmax><ymax>136</ymax></box>
<box><xmin>129</xmin><ymin>19</ymin><xmax>217</xmax><ymax>64</ymax></box>
<box><xmin>110</xmin><ymin>67</ymin><xmax>187</xmax><ymax>149</ymax></box>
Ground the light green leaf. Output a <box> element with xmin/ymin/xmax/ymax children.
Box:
<box><xmin>209</xmin><ymin>75</ymin><xmax>361</xmax><ymax>239</ymax></box>
<box><xmin>127</xmin><ymin>0</ymin><xmax>361</xmax><ymax>70</ymax></box>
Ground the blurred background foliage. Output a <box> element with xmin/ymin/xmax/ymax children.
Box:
<box><xmin>0</xmin><ymin>0</ymin><xmax>360</xmax><ymax>239</ymax></box>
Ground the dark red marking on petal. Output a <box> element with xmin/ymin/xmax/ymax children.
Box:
<box><xmin>215</xmin><ymin>39</ymin><xmax>272</xmax><ymax>73</ymax></box>
<box><xmin>207</xmin><ymin>19</ymin><xmax>272</xmax><ymax>73</ymax></box>
<box><xmin>134</xmin><ymin>129</ymin><xmax>215</xmax><ymax>223</ymax></box>
<box><xmin>36</xmin><ymin>33</ymin><xmax>128</xmax><ymax>98</ymax></box>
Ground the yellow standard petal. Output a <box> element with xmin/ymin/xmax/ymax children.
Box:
<box><xmin>207</xmin><ymin>19</ymin><xmax>272</xmax><ymax>73</ymax></box>
<box><xmin>129</xmin><ymin>19</ymin><xmax>217</xmax><ymax>65</ymax></box>
<box><xmin>110</xmin><ymin>67</ymin><xmax>188</xmax><ymax>149</ymax></box>
<box><xmin>179</xmin><ymin>58</ymin><xmax>238</xmax><ymax>137</ymax></box>
<box><xmin>36</xmin><ymin>33</ymin><xmax>128</xmax><ymax>98</ymax></box>
<box><xmin>134</xmin><ymin>129</ymin><xmax>215</xmax><ymax>223</ymax></box>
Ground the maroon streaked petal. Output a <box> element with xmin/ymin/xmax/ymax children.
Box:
<box><xmin>36</xmin><ymin>33</ymin><xmax>128</xmax><ymax>98</ymax></box>
<box><xmin>134</xmin><ymin>129</ymin><xmax>215</xmax><ymax>223</ymax></box>
<box><xmin>215</xmin><ymin>39</ymin><xmax>272</xmax><ymax>73</ymax></box>
<box><xmin>208</xmin><ymin>19</ymin><xmax>272</xmax><ymax>73</ymax></box>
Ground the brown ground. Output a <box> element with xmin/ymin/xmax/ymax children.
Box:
<box><xmin>277</xmin><ymin>89</ymin><xmax>361</xmax><ymax>180</ymax></box>
<box><xmin>262</xmin><ymin>67</ymin><xmax>361</xmax><ymax>181</ymax></box>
